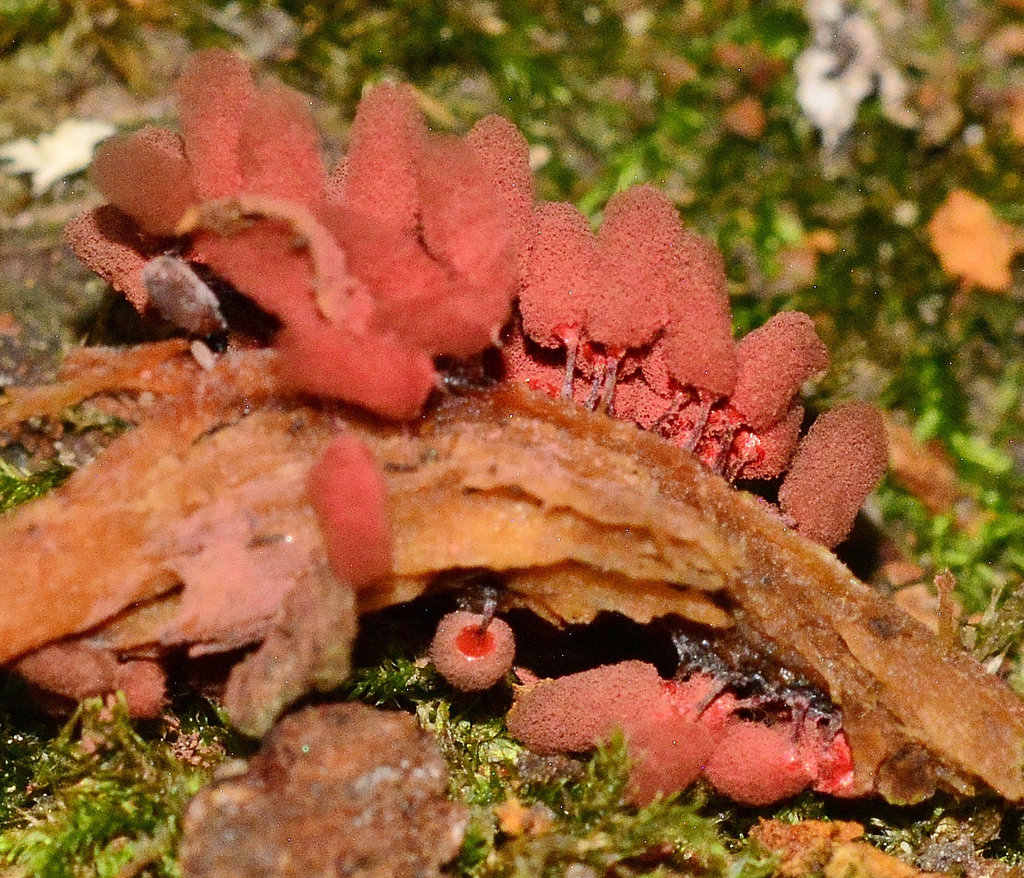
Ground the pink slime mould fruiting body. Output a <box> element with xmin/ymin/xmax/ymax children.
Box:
<box><xmin>65</xmin><ymin>46</ymin><xmax>887</xmax><ymax>552</ymax></box>
<box><xmin>430</xmin><ymin>611</ymin><xmax>516</xmax><ymax>692</ymax></box>
<box><xmin>507</xmin><ymin>660</ymin><xmax>854</xmax><ymax>806</ymax></box>
<box><xmin>500</xmin><ymin>177</ymin><xmax>884</xmax><ymax>548</ymax></box>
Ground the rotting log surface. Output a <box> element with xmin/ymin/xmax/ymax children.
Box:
<box><xmin>1</xmin><ymin>356</ymin><xmax>1023</xmax><ymax>802</ymax></box>
<box><xmin>414</xmin><ymin>389</ymin><xmax>1024</xmax><ymax>801</ymax></box>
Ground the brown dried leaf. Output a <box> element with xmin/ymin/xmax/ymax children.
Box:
<box><xmin>751</xmin><ymin>819</ymin><xmax>940</xmax><ymax>878</ymax></box>
<box><xmin>723</xmin><ymin>96</ymin><xmax>766</xmax><ymax>139</ymax></box>
<box><xmin>885</xmin><ymin>416</ymin><xmax>966</xmax><ymax>514</ymax></box>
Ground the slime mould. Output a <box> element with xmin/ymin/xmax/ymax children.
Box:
<box><xmin>0</xmin><ymin>363</ymin><xmax>1023</xmax><ymax>803</ymax></box>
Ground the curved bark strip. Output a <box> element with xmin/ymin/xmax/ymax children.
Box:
<box><xmin>386</xmin><ymin>388</ymin><xmax>1024</xmax><ymax>801</ymax></box>
<box><xmin>1</xmin><ymin>359</ymin><xmax>1023</xmax><ymax>801</ymax></box>
<box><xmin>0</xmin><ymin>401</ymin><xmax>329</xmax><ymax>663</ymax></box>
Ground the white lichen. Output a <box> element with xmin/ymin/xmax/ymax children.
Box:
<box><xmin>795</xmin><ymin>0</ymin><xmax>915</xmax><ymax>152</ymax></box>
<box><xmin>0</xmin><ymin>118</ymin><xmax>115</xmax><ymax>195</ymax></box>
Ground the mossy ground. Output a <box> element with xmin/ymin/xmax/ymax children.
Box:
<box><xmin>2</xmin><ymin>0</ymin><xmax>1024</xmax><ymax>873</ymax></box>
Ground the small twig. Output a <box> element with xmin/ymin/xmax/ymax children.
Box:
<box><xmin>934</xmin><ymin>569</ymin><xmax>962</xmax><ymax>658</ymax></box>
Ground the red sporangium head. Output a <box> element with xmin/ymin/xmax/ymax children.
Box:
<box><xmin>430</xmin><ymin>610</ymin><xmax>516</xmax><ymax>692</ymax></box>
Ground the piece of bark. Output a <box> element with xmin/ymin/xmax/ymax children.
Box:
<box><xmin>379</xmin><ymin>393</ymin><xmax>742</xmax><ymax>596</ymax></box>
<box><xmin>390</xmin><ymin>388</ymin><xmax>1024</xmax><ymax>801</ymax></box>
<box><xmin>500</xmin><ymin>563</ymin><xmax>731</xmax><ymax>629</ymax></box>
<box><xmin>0</xmin><ymin>339</ymin><xmax>191</xmax><ymax>433</ymax></box>
<box><xmin>0</xmin><ymin>368</ymin><xmax>736</xmax><ymax>665</ymax></box>
<box><xmin>223</xmin><ymin>563</ymin><xmax>358</xmax><ymax>738</ymax></box>
<box><xmin>0</xmin><ymin>395</ymin><xmax>328</xmax><ymax>663</ymax></box>
<box><xmin>750</xmin><ymin>819</ymin><xmax>941</xmax><ymax>878</ymax></box>
<box><xmin>178</xmin><ymin>703</ymin><xmax>467</xmax><ymax>878</ymax></box>
<box><xmin>2</xmin><ymin>358</ymin><xmax>1024</xmax><ymax>801</ymax></box>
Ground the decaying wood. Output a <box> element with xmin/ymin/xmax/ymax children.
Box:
<box><xmin>0</xmin><ymin>339</ymin><xmax>193</xmax><ymax>432</ymax></box>
<box><xmin>223</xmin><ymin>562</ymin><xmax>358</xmax><ymax>738</ymax></box>
<box><xmin>179</xmin><ymin>703</ymin><xmax>467</xmax><ymax>878</ymax></box>
<box><xmin>1</xmin><ymin>347</ymin><xmax>1024</xmax><ymax>803</ymax></box>
<box><xmin>410</xmin><ymin>390</ymin><xmax>1024</xmax><ymax>801</ymax></box>
<box><xmin>0</xmin><ymin>355</ymin><xmax>735</xmax><ymax>665</ymax></box>
<box><xmin>374</xmin><ymin>389</ymin><xmax>741</xmax><ymax>628</ymax></box>
<box><xmin>0</xmin><ymin>353</ymin><xmax>319</xmax><ymax>662</ymax></box>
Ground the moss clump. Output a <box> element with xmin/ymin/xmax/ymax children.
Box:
<box><xmin>0</xmin><ymin>459</ymin><xmax>71</xmax><ymax>513</ymax></box>
<box><xmin>453</xmin><ymin>734</ymin><xmax>776</xmax><ymax>878</ymax></box>
<box><xmin>0</xmin><ymin>694</ymin><xmax>227</xmax><ymax>878</ymax></box>
<box><xmin>0</xmin><ymin>676</ymin><xmax>56</xmax><ymax>831</ymax></box>
<box><xmin>344</xmin><ymin>652</ymin><xmax>519</xmax><ymax>805</ymax></box>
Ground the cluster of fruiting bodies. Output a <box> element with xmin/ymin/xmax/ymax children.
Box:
<box><xmin>503</xmin><ymin>191</ymin><xmax>888</xmax><ymax>548</ymax></box>
<box><xmin>65</xmin><ymin>49</ymin><xmax>885</xmax><ymax>806</ymax></box>
<box><xmin>430</xmin><ymin>610</ymin><xmax>853</xmax><ymax>806</ymax></box>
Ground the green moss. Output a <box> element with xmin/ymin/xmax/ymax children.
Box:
<box><xmin>0</xmin><ymin>676</ymin><xmax>57</xmax><ymax>830</ymax></box>
<box><xmin>452</xmin><ymin>735</ymin><xmax>775</xmax><ymax>878</ymax></box>
<box><xmin>0</xmin><ymin>459</ymin><xmax>71</xmax><ymax>513</ymax></box>
<box><xmin>863</xmin><ymin>796</ymin><xmax>1012</xmax><ymax>870</ymax></box>
<box><xmin>0</xmin><ymin>0</ymin><xmax>63</xmax><ymax>52</ymax></box>
<box><xmin>342</xmin><ymin>652</ymin><xmax>442</xmax><ymax>709</ymax></box>
<box><xmin>875</xmin><ymin>478</ymin><xmax>1024</xmax><ymax>617</ymax></box>
<box><xmin>0</xmin><ymin>694</ymin><xmax>229</xmax><ymax>878</ymax></box>
<box><xmin>344</xmin><ymin>653</ymin><xmax>520</xmax><ymax>804</ymax></box>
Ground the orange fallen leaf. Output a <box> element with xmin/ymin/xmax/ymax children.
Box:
<box><xmin>723</xmin><ymin>96</ymin><xmax>766</xmax><ymax>139</ymax></box>
<box><xmin>0</xmin><ymin>313</ymin><xmax>19</xmax><ymax>337</ymax></box>
<box><xmin>927</xmin><ymin>189</ymin><xmax>1018</xmax><ymax>292</ymax></box>
<box><xmin>884</xmin><ymin>416</ymin><xmax>965</xmax><ymax>514</ymax></box>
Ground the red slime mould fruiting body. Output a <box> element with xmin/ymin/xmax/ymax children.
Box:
<box><xmin>67</xmin><ymin>49</ymin><xmax>524</xmax><ymax>421</ymax></box>
<box><xmin>588</xmin><ymin>186</ymin><xmax>678</xmax><ymax>352</ymax></box>
<box><xmin>502</xmin><ymin>186</ymin><xmax>886</xmax><ymax>547</ymax></box>
<box><xmin>465</xmin><ymin>114</ymin><xmax>536</xmax><ymax>273</ymax></box>
<box><xmin>65</xmin><ymin>49</ymin><xmax>536</xmax><ymax>586</ymax></box>
<box><xmin>778</xmin><ymin>401</ymin><xmax>889</xmax><ymax>547</ymax></box>
<box><xmin>306</xmin><ymin>435</ymin><xmax>393</xmax><ymax>587</ymax></box>
<box><xmin>90</xmin><ymin>125</ymin><xmax>196</xmax><ymax>238</ymax></box>
<box><xmin>62</xmin><ymin>49</ymin><xmax>893</xmax><ymax>785</ymax></box>
<box><xmin>14</xmin><ymin>642</ymin><xmax>168</xmax><ymax>720</ymax></box>
<box><xmin>63</xmin><ymin>205</ymin><xmax>155</xmax><ymax>311</ymax></box>
<box><xmin>731</xmin><ymin>311</ymin><xmax>829</xmax><ymax>432</ymax></box>
<box><xmin>506</xmin><ymin>660</ymin><xmax>666</xmax><ymax>756</ymax></box>
<box><xmin>66</xmin><ymin>47</ymin><xmax>887</xmax><ymax>556</ymax></box>
<box><xmin>518</xmin><ymin>201</ymin><xmax>598</xmax><ymax>355</ymax></box>
<box><xmin>430</xmin><ymin>611</ymin><xmax>516</xmax><ymax>692</ymax></box>
<box><xmin>175</xmin><ymin>47</ymin><xmax>254</xmax><ymax>200</ymax></box>
<box><xmin>332</xmin><ymin>81</ymin><xmax>422</xmax><ymax>232</ymax></box>
<box><xmin>507</xmin><ymin>660</ymin><xmax>854</xmax><ymax>806</ymax></box>
<box><xmin>701</xmin><ymin>691</ymin><xmax>855</xmax><ymax>805</ymax></box>
<box><xmin>624</xmin><ymin>673</ymin><xmax>726</xmax><ymax>804</ymax></box>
